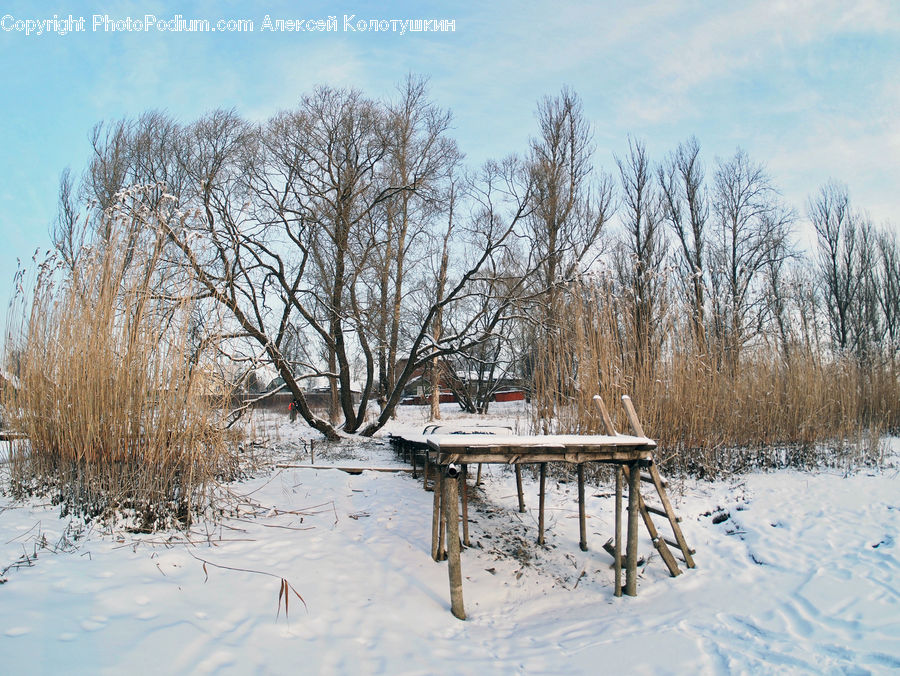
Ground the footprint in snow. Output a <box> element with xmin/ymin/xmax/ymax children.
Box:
<box><xmin>80</xmin><ymin>616</ymin><xmax>108</xmax><ymax>632</ymax></box>
<box><xmin>5</xmin><ymin>626</ymin><xmax>31</xmax><ymax>637</ymax></box>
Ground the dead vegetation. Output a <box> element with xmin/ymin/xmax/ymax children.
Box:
<box><xmin>1</xmin><ymin>191</ymin><xmax>239</xmax><ymax>529</ymax></box>
<box><xmin>531</xmin><ymin>279</ymin><xmax>896</xmax><ymax>478</ymax></box>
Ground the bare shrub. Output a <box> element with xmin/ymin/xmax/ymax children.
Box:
<box><xmin>2</xmin><ymin>190</ymin><xmax>238</xmax><ymax>529</ymax></box>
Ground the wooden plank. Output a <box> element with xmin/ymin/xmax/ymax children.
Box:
<box><xmin>646</xmin><ymin>504</ymin><xmax>680</xmax><ymax>521</ymax></box>
<box><xmin>443</xmin><ymin>469</ymin><xmax>466</xmax><ymax>620</ymax></box>
<box><xmin>663</xmin><ymin>537</ymin><xmax>696</xmax><ymax>555</ymax></box>
<box><xmin>274</xmin><ymin>464</ymin><xmax>414</xmax><ymax>473</ymax></box>
<box><xmin>435</xmin><ymin>451</ymin><xmax>653</xmax><ymax>465</ymax></box>
<box><xmin>427</xmin><ymin>437</ymin><xmax>655</xmax><ymax>451</ymax></box>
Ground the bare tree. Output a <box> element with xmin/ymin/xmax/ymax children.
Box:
<box><xmin>614</xmin><ymin>137</ymin><xmax>668</xmax><ymax>373</ymax></box>
<box><xmin>877</xmin><ymin>228</ymin><xmax>900</xmax><ymax>365</ymax></box>
<box><xmin>659</xmin><ymin>136</ymin><xmax>708</xmax><ymax>345</ymax></box>
<box><xmin>373</xmin><ymin>75</ymin><xmax>459</xmax><ymax>407</ymax></box>
<box><xmin>76</xmin><ymin>111</ymin><xmax>187</xmax><ymax>269</ymax></box>
<box><xmin>527</xmin><ymin>88</ymin><xmax>612</xmax><ymax>292</ymax></box>
<box><xmin>429</xmin><ymin>178</ymin><xmax>457</xmax><ymax>420</ymax></box>
<box><xmin>809</xmin><ymin>180</ymin><xmax>884</xmax><ymax>360</ymax></box>
<box><xmin>523</xmin><ymin>89</ymin><xmax>613</xmax><ymax>414</ymax></box>
<box><xmin>851</xmin><ymin>218</ymin><xmax>881</xmax><ymax>363</ymax></box>
<box><xmin>51</xmin><ymin>168</ymin><xmax>86</xmax><ymax>271</ymax></box>
<box><xmin>148</xmin><ymin>85</ymin><xmax>561</xmax><ymax>438</ymax></box>
<box><xmin>709</xmin><ymin>149</ymin><xmax>793</xmax><ymax>368</ymax></box>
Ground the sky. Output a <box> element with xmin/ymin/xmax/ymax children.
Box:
<box><xmin>1</xmin><ymin>0</ymin><xmax>899</xmax><ymax>326</ymax></box>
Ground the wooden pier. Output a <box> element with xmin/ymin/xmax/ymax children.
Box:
<box><xmin>391</xmin><ymin>395</ymin><xmax>695</xmax><ymax>620</ymax></box>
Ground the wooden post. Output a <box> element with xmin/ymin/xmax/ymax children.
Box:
<box><xmin>625</xmin><ymin>460</ymin><xmax>641</xmax><ymax>596</ymax></box>
<box><xmin>515</xmin><ymin>465</ymin><xmax>526</xmax><ymax>513</ymax></box>
<box><xmin>614</xmin><ymin>465</ymin><xmax>623</xmax><ymax>597</ymax></box>
<box><xmin>475</xmin><ymin>463</ymin><xmax>483</xmax><ymax>486</ymax></box>
<box><xmin>411</xmin><ymin>445</ymin><xmax>418</xmax><ymax>479</ymax></box>
<box><xmin>438</xmin><ymin>469</ymin><xmax>447</xmax><ymax>561</ymax></box>
<box><xmin>443</xmin><ymin>467</ymin><xmax>466</xmax><ymax>620</ymax></box>
<box><xmin>537</xmin><ymin>462</ymin><xmax>547</xmax><ymax>545</ymax></box>
<box><xmin>578</xmin><ymin>463</ymin><xmax>588</xmax><ymax>551</ymax></box>
<box><xmin>424</xmin><ymin>454</ymin><xmax>431</xmax><ymax>491</ymax></box>
<box><xmin>461</xmin><ymin>464</ymin><xmax>470</xmax><ymax>547</ymax></box>
<box><xmin>431</xmin><ymin>466</ymin><xmax>443</xmax><ymax>561</ymax></box>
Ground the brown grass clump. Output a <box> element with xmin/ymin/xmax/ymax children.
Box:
<box><xmin>531</xmin><ymin>278</ymin><xmax>896</xmax><ymax>478</ymax></box>
<box><xmin>1</xmin><ymin>193</ymin><xmax>238</xmax><ymax>529</ymax></box>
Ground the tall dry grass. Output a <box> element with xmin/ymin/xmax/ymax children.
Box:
<box><xmin>531</xmin><ymin>279</ymin><xmax>896</xmax><ymax>478</ymax></box>
<box><xmin>1</xmin><ymin>198</ymin><xmax>237</xmax><ymax>529</ymax></box>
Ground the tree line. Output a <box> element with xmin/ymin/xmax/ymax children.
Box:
<box><xmin>48</xmin><ymin>76</ymin><xmax>899</xmax><ymax>441</ymax></box>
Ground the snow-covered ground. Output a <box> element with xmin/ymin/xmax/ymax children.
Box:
<box><xmin>1</xmin><ymin>404</ymin><xmax>898</xmax><ymax>675</ymax></box>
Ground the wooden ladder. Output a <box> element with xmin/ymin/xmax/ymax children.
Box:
<box><xmin>594</xmin><ymin>395</ymin><xmax>696</xmax><ymax>577</ymax></box>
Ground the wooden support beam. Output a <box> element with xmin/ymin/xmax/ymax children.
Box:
<box><xmin>431</xmin><ymin>468</ymin><xmax>443</xmax><ymax>562</ymax></box>
<box><xmin>475</xmin><ymin>463</ymin><xmax>483</xmax><ymax>486</ymax></box>
<box><xmin>578</xmin><ymin>464</ymin><xmax>588</xmax><ymax>552</ymax></box>
<box><xmin>538</xmin><ymin>462</ymin><xmax>547</xmax><ymax>546</ymax></box>
<box><xmin>625</xmin><ymin>460</ymin><xmax>641</xmax><ymax>596</ymax></box>
<box><xmin>515</xmin><ymin>465</ymin><xmax>526</xmax><ymax>513</ymax></box>
<box><xmin>614</xmin><ymin>465</ymin><xmax>623</xmax><ymax>597</ymax></box>
<box><xmin>461</xmin><ymin>464</ymin><xmax>470</xmax><ymax>547</ymax></box>
<box><xmin>438</xmin><ymin>470</ymin><xmax>447</xmax><ymax>561</ymax></box>
<box><xmin>443</xmin><ymin>468</ymin><xmax>466</xmax><ymax>620</ymax></box>
<box><xmin>641</xmin><ymin>472</ymin><xmax>666</xmax><ymax>488</ymax></box>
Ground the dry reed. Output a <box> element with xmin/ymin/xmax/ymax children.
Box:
<box><xmin>531</xmin><ymin>278</ymin><xmax>896</xmax><ymax>478</ymax></box>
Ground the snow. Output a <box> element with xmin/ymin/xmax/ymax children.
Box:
<box><xmin>1</xmin><ymin>406</ymin><xmax>898</xmax><ymax>675</ymax></box>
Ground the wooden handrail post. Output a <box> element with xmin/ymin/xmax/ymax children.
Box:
<box><xmin>621</xmin><ymin>395</ymin><xmax>646</xmax><ymax>437</ymax></box>
<box><xmin>592</xmin><ymin>395</ymin><xmax>617</xmax><ymax>435</ymax></box>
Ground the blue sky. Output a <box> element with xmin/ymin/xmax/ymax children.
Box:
<box><xmin>1</xmin><ymin>0</ymin><xmax>899</xmax><ymax>322</ymax></box>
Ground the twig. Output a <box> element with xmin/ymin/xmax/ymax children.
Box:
<box><xmin>185</xmin><ymin>550</ymin><xmax>308</xmax><ymax>618</ymax></box>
